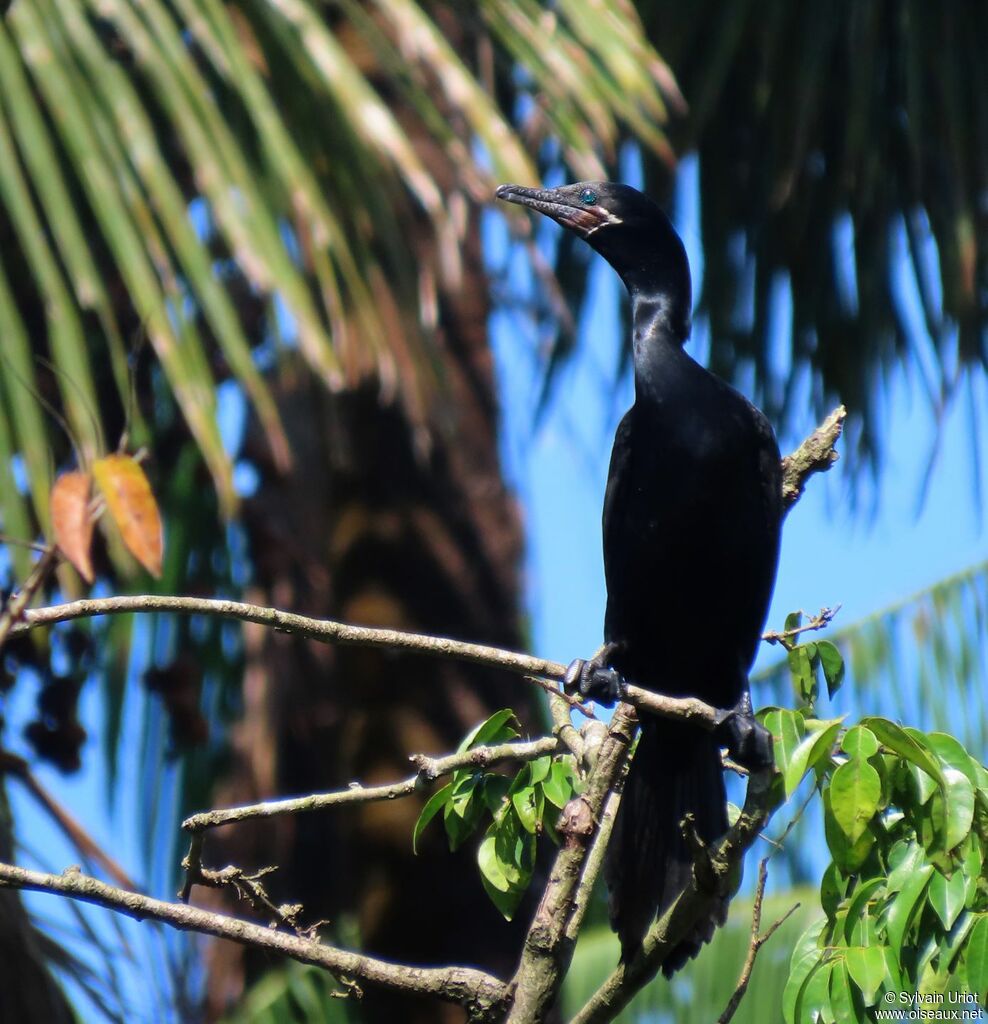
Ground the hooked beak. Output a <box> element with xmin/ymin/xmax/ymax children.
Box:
<box><xmin>496</xmin><ymin>183</ymin><xmax>615</xmax><ymax>236</ymax></box>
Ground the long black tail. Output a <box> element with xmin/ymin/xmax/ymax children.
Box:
<box><xmin>604</xmin><ymin>716</ymin><xmax>728</xmax><ymax>973</ymax></box>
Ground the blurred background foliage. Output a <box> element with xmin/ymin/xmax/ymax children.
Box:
<box><xmin>0</xmin><ymin>0</ymin><xmax>985</xmax><ymax>1021</ymax></box>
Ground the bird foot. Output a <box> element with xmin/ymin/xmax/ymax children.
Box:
<box><xmin>563</xmin><ymin>643</ymin><xmax>626</xmax><ymax>704</ymax></box>
<box><xmin>713</xmin><ymin>693</ymin><xmax>774</xmax><ymax>770</ymax></box>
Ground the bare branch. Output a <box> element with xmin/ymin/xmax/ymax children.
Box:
<box><xmin>12</xmin><ymin>594</ymin><xmax>731</xmax><ymax>726</ymax></box>
<box><xmin>506</xmin><ymin>705</ymin><xmax>639</xmax><ymax>1023</ymax></box>
<box><xmin>11</xmin><ymin>593</ymin><xmax>569</xmax><ymax>678</ymax></box>
<box><xmin>0</xmin><ymin>861</ymin><xmax>510</xmax><ymax>1019</ymax></box>
<box><xmin>181</xmin><ymin>735</ymin><xmax>562</xmax><ymax>834</ymax></box>
<box><xmin>717</xmin><ymin>860</ymin><xmax>800</xmax><ymax>1024</ymax></box>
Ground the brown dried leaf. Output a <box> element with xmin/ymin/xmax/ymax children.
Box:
<box><xmin>51</xmin><ymin>471</ymin><xmax>95</xmax><ymax>583</ymax></box>
<box><xmin>92</xmin><ymin>455</ymin><xmax>163</xmax><ymax>578</ymax></box>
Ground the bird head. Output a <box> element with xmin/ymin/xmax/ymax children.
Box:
<box><xmin>496</xmin><ymin>181</ymin><xmax>691</xmax><ymax>343</ymax></box>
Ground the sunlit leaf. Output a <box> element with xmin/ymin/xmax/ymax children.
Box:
<box><xmin>51</xmin><ymin>471</ymin><xmax>95</xmax><ymax>583</ymax></box>
<box><xmin>91</xmin><ymin>455</ymin><xmax>163</xmax><ymax>578</ymax></box>
<box><xmin>886</xmin><ymin>865</ymin><xmax>934</xmax><ymax>960</ymax></box>
<box><xmin>844</xmin><ymin>946</ymin><xmax>885</xmax><ymax>1006</ymax></box>
<box><xmin>927</xmin><ymin>868</ymin><xmax>967</xmax><ymax>931</ymax></box>
<box><xmin>829</xmin><ymin>759</ymin><xmax>881</xmax><ymax>845</ymax></box>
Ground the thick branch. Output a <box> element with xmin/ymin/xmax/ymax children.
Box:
<box><xmin>571</xmin><ymin>767</ymin><xmax>778</xmax><ymax>1024</ymax></box>
<box><xmin>506</xmin><ymin>704</ymin><xmax>638</xmax><ymax>1023</ymax></box>
<box><xmin>0</xmin><ymin>862</ymin><xmax>509</xmax><ymax>1019</ymax></box>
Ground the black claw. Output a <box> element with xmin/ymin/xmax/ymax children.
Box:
<box><xmin>563</xmin><ymin>648</ymin><xmax>626</xmax><ymax>705</ymax></box>
<box><xmin>714</xmin><ymin>696</ymin><xmax>774</xmax><ymax>770</ymax></box>
<box><xmin>563</xmin><ymin>658</ymin><xmax>587</xmax><ymax>696</ymax></box>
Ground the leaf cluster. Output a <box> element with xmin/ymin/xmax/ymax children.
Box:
<box><xmin>764</xmin><ymin>642</ymin><xmax>988</xmax><ymax>1022</ymax></box>
<box><xmin>414</xmin><ymin>710</ymin><xmax>581</xmax><ymax>920</ymax></box>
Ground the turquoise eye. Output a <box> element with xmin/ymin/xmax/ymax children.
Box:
<box><xmin>580</xmin><ymin>188</ymin><xmax>598</xmax><ymax>205</ymax></box>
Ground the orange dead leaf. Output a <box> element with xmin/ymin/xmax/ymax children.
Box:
<box><xmin>51</xmin><ymin>471</ymin><xmax>95</xmax><ymax>583</ymax></box>
<box><xmin>92</xmin><ymin>454</ymin><xmax>163</xmax><ymax>578</ymax></box>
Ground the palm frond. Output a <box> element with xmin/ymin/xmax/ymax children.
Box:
<box><xmin>757</xmin><ymin>559</ymin><xmax>988</xmax><ymax>757</ymax></box>
<box><xmin>0</xmin><ymin>0</ymin><xmax>675</xmax><ymax>542</ymax></box>
<box><xmin>634</xmin><ymin>1</ymin><xmax>988</xmax><ymax>469</ymax></box>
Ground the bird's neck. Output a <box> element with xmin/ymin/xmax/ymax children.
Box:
<box><xmin>629</xmin><ymin>290</ymin><xmax>690</xmax><ymax>398</ymax></box>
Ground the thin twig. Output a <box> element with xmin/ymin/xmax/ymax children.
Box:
<box><xmin>762</xmin><ymin>605</ymin><xmax>841</xmax><ymax>648</ymax></box>
<box><xmin>525</xmin><ymin>674</ymin><xmax>595</xmax><ymax>716</ymax></box>
<box><xmin>181</xmin><ymin>735</ymin><xmax>562</xmax><ymax>834</ymax></box>
<box><xmin>0</xmin><ymin>861</ymin><xmax>511</xmax><ymax>1018</ymax></box>
<box><xmin>717</xmin><ymin>859</ymin><xmax>800</xmax><ymax>1024</ymax></box>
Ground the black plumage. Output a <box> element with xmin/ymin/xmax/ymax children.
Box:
<box><xmin>497</xmin><ymin>181</ymin><xmax>782</xmax><ymax>972</ymax></box>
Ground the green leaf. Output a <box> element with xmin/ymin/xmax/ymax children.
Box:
<box><xmin>817</xmin><ymin>640</ymin><xmax>845</xmax><ymax>697</ymax></box>
<box><xmin>820</xmin><ymin>863</ymin><xmax>847</xmax><ymax>922</ymax></box>
<box><xmin>940</xmin><ymin>910</ymin><xmax>976</xmax><ymax>971</ymax></box>
<box><xmin>841</xmin><ymin>725</ymin><xmax>879</xmax><ymax>760</ymax></box>
<box><xmin>444</xmin><ymin>775</ymin><xmax>484</xmax><ymax>850</ymax></box>
<box><xmin>784</xmin><ymin>717</ymin><xmax>843</xmax><ymax>798</ymax></box>
<box><xmin>942</xmin><ymin>767</ymin><xmax>976</xmax><ymax>851</ymax></box>
<box><xmin>481</xmin><ymin>775</ymin><xmax>511</xmax><ymax>814</ymax></box>
<box><xmin>493</xmin><ymin>811</ymin><xmax>535</xmax><ymax>889</ymax></box>
<box><xmin>962</xmin><ymin>837</ymin><xmax>984</xmax><ymax>907</ymax></box>
<box><xmin>886</xmin><ymin>864</ymin><xmax>934</xmax><ymax>960</ymax></box>
<box><xmin>882</xmin><ymin>945</ymin><xmax>905</xmax><ymax>996</ymax></box>
<box><xmin>765</xmin><ymin>708</ymin><xmax>805</xmax><ymax>780</ymax></box>
<box><xmin>824</xmin><ymin>787</ymin><xmax>875</xmax><ymax>873</ymax></box>
<box><xmin>412</xmin><ymin>783</ymin><xmax>451</xmax><ymax>853</ymax></box>
<box><xmin>783</xmin><ymin>917</ymin><xmax>826</xmax><ymax>1024</ymax></box>
<box><xmin>458</xmin><ymin>709</ymin><xmax>519</xmax><ymax>753</ymax></box>
<box><xmin>887</xmin><ymin>840</ymin><xmax>924</xmax><ymax>892</ymax></box>
<box><xmin>788</xmin><ymin>645</ymin><xmax>817</xmax><ymax>707</ymax></box>
<box><xmin>861</xmin><ymin>718</ymin><xmax>945</xmax><ymax>786</ymax></box>
<box><xmin>797</xmin><ymin>960</ymin><xmax>835</xmax><ymax>1023</ymax></box>
<box><xmin>512</xmin><ymin>785</ymin><xmax>538</xmax><ymax>834</ymax></box>
<box><xmin>829</xmin><ymin>959</ymin><xmax>862</xmax><ymax>1023</ymax></box>
<box><xmin>542</xmin><ymin>760</ymin><xmax>576</xmax><ymax>809</ymax></box>
<box><xmin>784</xmin><ymin>610</ymin><xmax>804</xmax><ymax>634</ymax></box>
<box><xmin>528</xmin><ymin>756</ymin><xmax>551</xmax><ymax>785</ymax></box>
<box><xmin>844</xmin><ymin>946</ymin><xmax>885</xmax><ymax>1006</ymax></box>
<box><xmin>478</xmin><ymin>828</ymin><xmax>508</xmax><ymax>892</ymax></box>
<box><xmin>842</xmin><ymin>877</ymin><xmax>885</xmax><ymax>945</ymax></box>
<box><xmin>830</xmin><ymin>759</ymin><xmax>882</xmax><ymax>844</ymax></box>
<box><xmin>928</xmin><ymin>868</ymin><xmax>968</xmax><ymax>930</ymax></box>
<box><xmin>965</xmin><ymin>914</ymin><xmax>988</xmax><ymax>1002</ymax></box>
<box><xmin>908</xmin><ymin>762</ymin><xmax>939</xmax><ymax>805</ymax></box>
<box><xmin>926</xmin><ymin>732</ymin><xmax>979</xmax><ymax>785</ymax></box>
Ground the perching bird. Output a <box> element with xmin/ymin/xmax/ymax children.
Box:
<box><xmin>496</xmin><ymin>181</ymin><xmax>781</xmax><ymax>973</ymax></box>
